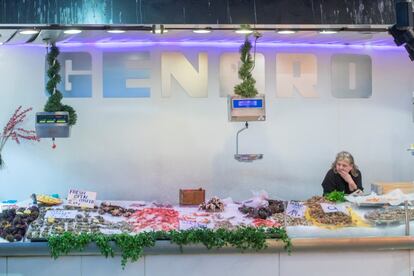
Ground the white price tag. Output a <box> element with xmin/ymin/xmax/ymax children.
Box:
<box><xmin>45</xmin><ymin>210</ymin><xmax>78</xmax><ymax>219</ymax></box>
<box><xmin>320</xmin><ymin>203</ymin><xmax>348</xmax><ymax>214</ymax></box>
<box><xmin>67</xmin><ymin>189</ymin><xmax>97</xmax><ymax>208</ymax></box>
<box><xmin>285</xmin><ymin>201</ymin><xmax>306</xmax><ymax>218</ymax></box>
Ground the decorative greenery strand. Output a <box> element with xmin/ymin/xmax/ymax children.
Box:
<box><xmin>44</xmin><ymin>43</ymin><xmax>77</xmax><ymax>126</ymax></box>
<box><xmin>234</xmin><ymin>30</ymin><xmax>259</xmax><ymax>98</ymax></box>
<box><xmin>47</xmin><ymin>227</ymin><xmax>291</xmax><ymax>269</ymax></box>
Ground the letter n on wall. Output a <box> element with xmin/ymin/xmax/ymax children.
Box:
<box><xmin>161</xmin><ymin>52</ymin><xmax>208</xmax><ymax>98</ymax></box>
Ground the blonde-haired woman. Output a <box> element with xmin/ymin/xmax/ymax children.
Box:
<box><xmin>321</xmin><ymin>151</ymin><xmax>363</xmax><ymax>195</ymax></box>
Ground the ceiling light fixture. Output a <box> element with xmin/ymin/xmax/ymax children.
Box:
<box><xmin>107</xmin><ymin>30</ymin><xmax>126</xmax><ymax>34</ymax></box>
<box><xmin>193</xmin><ymin>28</ymin><xmax>212</xmax><ymax>34</ymax></box>
<box><xmin>235</xmin><ymin>29</ymin><xmax>253</xmax><ymax>34</ymax></box>
<box><xmin>64</xmin><ymin>29</ymin><xmax>82</xmax><ymax>34</ymax></box>
<box><xmin>19</xmin><ymin>29</ymin><xmax>39</xmax><ymax>35</ymax></box>
<box><xmin>277</xmin><ymin>30</ymin><xmax>296</xmax><ymax>34</ymax></box>
<box><xmin>319</xmin><ymin>30</ymin><xmax>338</xmax><ymax>34</ymax></box>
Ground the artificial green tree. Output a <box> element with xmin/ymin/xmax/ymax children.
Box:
<box><xmin>44</xmin><ymin>43</ymin><xmax>77</xmax><ymax>126</ymax></box>
<box><xmin>234</xmin><ymin>33</ymin><xmax>260</xmax><ymax>98</ymax></box>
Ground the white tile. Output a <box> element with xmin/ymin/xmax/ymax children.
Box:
<box><xmin>81</xmin><ymin>256</ymin><xmax>144</xmax><ymax>276</ymax></box>
<box><xmin>7</xmin><ymin>256</ymin><xmax>81</xmax><ymax>276</ymax></box>
<box><xmin>280</xmin><ymin>251</ymin><xmax>409</xmax><ymax>276</ymax></box>
<box><xmin>0</xmin><ymin>258</ymin><xmax>5</xmax><ymax>276</ymax></box>
<box><xmin>145</xmin><ymin>254</ymin><xmax>279</xmax><ymax>276</ymax></box>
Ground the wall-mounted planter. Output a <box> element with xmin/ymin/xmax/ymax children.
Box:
<box><xmin>228</xmin><ymin>94</ymin><xmax>266</xmax><ymax>122</ymax></box>
<box><xmin>35</xmin><ymin>112</ymin><xmax>70</xmax><ymax>138</ymax></box>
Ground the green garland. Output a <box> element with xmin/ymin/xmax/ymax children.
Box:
<box><xmin>234</xmin><ymin>29</ymin><xmax>260</xmax><ymax>98</ymax></box>
<box><xmin>47</xmin><ymin>227</ymin><xmax>291</xmax><ymax>269</ymax></box>
<box><xmin>44</xmin><ymin>43</ymin><xmax>77</xmax><ymax>126</ymax></box>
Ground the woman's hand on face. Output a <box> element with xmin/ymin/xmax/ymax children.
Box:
<box><xmin>338</xmin><ymin>169</ymin><xmax>353</xmax><ymax>183</ymax></box>
<box><xmin>338</xmin><ymin>170</ymin><xmax>358</xmax><ymax>191</ymax></box>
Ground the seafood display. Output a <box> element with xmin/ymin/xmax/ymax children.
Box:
<box><xmin>4</xmin><ymin>192</ymin><xmax>414</xmax><ymax>243</ymax></box>
<box><xmin>238</xmin><ymin>200</ymin><xmax>285</xmax><ymax>219</ymax></box>
<box><xmin>99</xmin><ymin>202</ymin><xmax>135</xmax><ymax>217</ymax></box>
<box><xmin>364</xmin><ymin>207</ymin><xmax>414</xmax><ymax>225</ymax></box>
<box><xmin>305</xmin><ymin>196</ymin><xmax>352</xmax><ymax>226</ymax></box>
<box><xmin>0</xmin><ymin>206</ymin><xmax>39</xmax><ymax>242</ymax></box>
<box><xmin>26</xmin><ymin>205</ymin><xmax>133</xmax><ymax>240</ymax></box>
<box><xmin>128</xmin><ymin>208</ymin><xmax>179</xmax><ymax>232</ymax></box>
<box><xmin>271</xmin><ymin>213</ymin><xmax>312</xmax><ymax>226</ymax></box>
<box><xmin>199</xmin><ymin>197</ymin><xmax>224</xmax><ymax>212</ymax></box>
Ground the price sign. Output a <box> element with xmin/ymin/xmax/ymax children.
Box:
<box><xmin>67</xmin><ymin>189</ymin><xmax>97</xmax><ymax>208</ymax></box>
<box><xmin>320</xmin><ymin>203</ymin><xmax>348</xmax><ymax>214</ymax></box>
<box><xmin>45</xmin><ymin>210</ymin><xmax>78</xmax><ymax>219</ymax></box>
<box><xmin>285</xmin><ymin>201</ymin><xmax>306</xmax><ymax>218</ymax></box>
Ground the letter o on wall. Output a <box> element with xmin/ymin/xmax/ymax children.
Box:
<box><xmin>331</xmin><ymin>54</ymin><xmax>372</xmax><ymax>98</ymax></box>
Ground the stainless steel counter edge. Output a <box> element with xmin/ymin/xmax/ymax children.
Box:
<box><xmin>1</xmin><ymin>237</ymin><xmax>414</xmax><ymax>257</ymax></box>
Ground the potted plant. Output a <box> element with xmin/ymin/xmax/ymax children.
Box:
<box><xmin>229</xmin><ymin>29</ymin><xmax>266</xmax><ymax>122</ymax></box>
<box><xmin>36</xmin><ymin>42</ymin><xmax>77</xmax><ymax>143</ymax></box>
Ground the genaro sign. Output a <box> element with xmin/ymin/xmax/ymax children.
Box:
<box><xmin>50</xmin><ymin>51</ymin><xmax>372</xmax><ymax>99</ymax></box>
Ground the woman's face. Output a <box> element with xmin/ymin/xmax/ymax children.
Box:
<box><xmin>336</xmin><ymin>159</ymin><xmax>353</xmax><ymax>173</ymax></box>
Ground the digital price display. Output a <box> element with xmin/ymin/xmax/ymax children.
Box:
<box><xmin>36</xmin><ymin>114</ymin><xmax>69</xmax><ymax>124</ymax></box>
<box><xmin>35</xmin><ymin>112</ymin><xmax>70</xmax><ymax>138</ymax></box>
<box><xmin>232</xmin><ymin>99</ymin><xmax>263</xmax><ymax>109</ymax></box>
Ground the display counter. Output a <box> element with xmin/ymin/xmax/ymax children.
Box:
<box><xmin>1</xmin><ymin>195</ymin><xmax>414</xmax><ymax>275</ymax></box>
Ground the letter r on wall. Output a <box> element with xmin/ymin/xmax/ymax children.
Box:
<box><xmin>276</xmin><ymin>54</ymin><xmax>318</xmax><ymax>98</ymax></box>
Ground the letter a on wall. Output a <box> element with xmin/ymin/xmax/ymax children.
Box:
<box><xmin>276</xmin><ymin>54</ymin><xmax>318</xmax><ymax>98</ymax></box>
<box><xmin>161</xmin><ymin>52</ymin><xmax>208</xmax><ymax>98</ymax></box>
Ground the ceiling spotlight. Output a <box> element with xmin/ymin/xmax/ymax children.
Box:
<box><xmin>64</xmin><ymin>29</ymin><xmax>82</xmax><ymax>34</ymax></box>
<box><xmin>19</xmin><ymin>29</ymin><xmax>39</xmax><ymax>35</ymax></box>
<box><xmin>193</xmin><ymin>28</ymin><xmax>212</xmax><ymax>34</ymax></box>
<box><xmin>319</xmin><ymin>30</ymin><xmax>338</xmax><ymax>34</ymax></box>
<box><xmin>277</xmin><ymin>30</ymin><xmax>296</xmax><ymax>34</ymax></box>
<box><xmin>152</xmin><ymin>24</ymin><xmax>168</xmax><ymax>34</ymax></box>
<box><xmin>153</xmin><ymin>29</ymin><xmax>168</xmax><ymax>34</ymax></box>
<box><xmin>107</xmin><ymin>30</ymin><xmax>126</xmax><ymax>34</ymax></box>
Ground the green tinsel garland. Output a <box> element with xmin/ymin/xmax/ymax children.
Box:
<box><xmin>234</xmin><ymin>34</ymin><xmax>259</xmax><ymax>98</ymax></box>
<box><xmin>44</xmin><ymin>43</ymin><xmax>77</xmax><ymax>126</ymax></box>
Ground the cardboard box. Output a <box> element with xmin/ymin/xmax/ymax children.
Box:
<box><xmin>371</xmin><ymin>182</ymin><xmax>414</xmax><ymax>195</ymax></box>
<box><xmin>179</xmin><ymin>188</ymin><xmax>205</xmax><ymax>205</ymax></box>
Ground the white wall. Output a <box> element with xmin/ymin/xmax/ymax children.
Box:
<box><xmin>0</xmin><ymin>44</ymin><xmax>413</xmax><ymax>203</ymax></box>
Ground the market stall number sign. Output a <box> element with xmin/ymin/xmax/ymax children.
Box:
<box><xmin>67</xmin><ymin>189</ymin><xmax>97</xmax><ymax>208</ymax></box>
<box><xmin>285</xmin><ymin>201</ymin><xmax>306</xmax><ymax>218</ymax></box>
<box><xmin>320</xmin><ymin>203</ymin><xmax>348</xmax><ymax>214</ymax></box>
